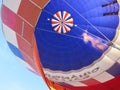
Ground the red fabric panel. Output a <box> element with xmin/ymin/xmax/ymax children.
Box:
<box><xmin>18</xmin><ymin>0</ymin><xmax>41</xmax><ymax>26</ymax></box>
<box><xmin>23</xmin><ymin>22</ymin><xmax>34</xmax><ymax>45</ymax></box>
<box><xmin>21</xmin><ymin>50</ymin><xmax>37</xmax><ymax>72</ymax></box>
<box><xmin>81</xmin><ymin>78</ymin><xmax>101</xmax><ymax>86</ymax></box>
<box><xmin>31</xmin><ymin>0</ymin><xmax>49</xmax><ymax>8</ymax></box>
<box><xmin>62</xmin><ymin>84</ymin><xmax>109</xmax><ymax>90</ymax></box>
<box><xmin>16</xmin><ymin>34</ymin><xmax>33</xmax><ymax>59</ymax></box>
<box><xmin>60</xmin><ymin>76</ymin><xmax>120</xmax><ymax>90</ymax></box>
<box><xmin>104</xmin><ymin>75</ymin><xmax>120</xmax><ymax>90</ymax></box>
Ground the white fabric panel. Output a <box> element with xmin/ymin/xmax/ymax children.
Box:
<box><xmin>105</xmin><ymin>46</ymin><xmax>120</xmax><ymax>61</ymax></box>
<box><xmin>117</xmin><ymin>58</ymin><xmax>120</xmax><ymax>64</ymax></box>
<box><xmin>80</xmin><ymin>55</ymin><xmax>115</xmax><ymax>79</ymax></box>
<box><xmin>16</xmin><ymin>57</ymin><xmax>36</xmax><ymax>73</ymax></box>
<box><xmin>64</xmin><ymin>81</ymin><xmax>87</xmax><ymax>86</ymax></box>
<box><xmin>115</xmin><ymin>33</ymin><xmax>120</xmax><ymax>45</ymax></box>
<box><xmin>3</xmin><ymin>0</ymin><xmax>21</xmax><ymax>13</ymax></box>
<box><xmin>2</xmin><ymin>24</ymin><xmax>18</xmax><ymax>48</ymax></box>
<box><xmin>94</xmin><ymin>72</ymin><xmax>114</xmax><ymax>83</ymax></box>
<box><xmin>115</xmin><ymin>0</ymin><xmax>120</xmax><ymax>45</ymax></box>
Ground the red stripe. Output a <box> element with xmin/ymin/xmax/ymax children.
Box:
<box><xmin>81</xmin><ymin>78</ymin><xmax>101</xmax><ymax>86</ymax></box>
<box><xmin>65</xmin><ymin>21</ymin><xmax>74</xmax><ymax>24</ymax></box>
<box><xmin>56</xmin><ymin>26</ymin><xmax>61</xmax><ymax>33</ymax></box>
<box><xmin>52</xmin><ymin>21</ymin><xmax>59</xmax><ymax>25</ymax></box>
<box><xmin>64</xmin><ymin>11</ymin><xmax>69</xmax><ymax>20</ymax></box>
<box><xmin>56</xmin><ymin>12</ymin><xmax>61</xmax><ymax>20</ymax></box>
<box><xmin>64</xmin><ymin>26</ymin><xmax>69</xmax><ymax>33</ymax></box>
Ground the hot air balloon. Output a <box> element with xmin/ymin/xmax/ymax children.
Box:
<box><xmin>1</xmin><ymin>0</ymin><xmax>120</xmax><ymax>90</ymax></box>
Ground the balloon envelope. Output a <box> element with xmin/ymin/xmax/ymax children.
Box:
<box><xmin>2</xmin><ymin>0</ymin><xmax>120</xmax><ymax>90</ymax></box>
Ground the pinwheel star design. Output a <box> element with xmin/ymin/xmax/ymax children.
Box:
<box><xmin>51</xmin><ymin>11</ymin><xmax>74</xmax><ymax>34</ymax></box>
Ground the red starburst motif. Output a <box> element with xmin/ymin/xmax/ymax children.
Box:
<box><xmin>51</xmin><ymin>11</ymin><xmax>74</xmax><ymax>33</ymax></box>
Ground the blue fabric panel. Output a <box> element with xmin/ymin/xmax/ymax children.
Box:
<box><xmin>7</xmin><ymin>42</ymin><xmax>24</xmax><ymax>60</ymax></box>
<box><xmin>107</xmin><ymin>63</ymin><xmax>120</xmax><ymax>77</ymax></box>
<box><xmin>35</xmin><ymin>0</ymin><xmax>119</xmax><ymax>71</ymax></box>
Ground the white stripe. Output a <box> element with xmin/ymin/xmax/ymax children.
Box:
<box><xmin>16</xmin><ymin>56</ymin><xmax>36</xmax><ymax>73</ymax></box>
<box><xmin>3</xmin><ymin>0</ymin><xmax>21</xmax><ymax>13</ymax></box>
<box><xmin>54</xmin><ymin>25</ymin><xmax>61</xmax><ymax>33</ymax></box>
<box><xmin>65</xmin><ymin>25</ymin><xmax>71</xmax><ymax>31</ymax></box>
<box><xmin>63</xmin><ymin>11</ymin><xmax>67</xmax><ymax>20</ymax></box>
<box><xmin>64</xmin><ymin>81</ymin><xmax>87</xmax><ymax>86</ymax></box>
<box><xmin>65</xmin><ymin>18</ymin><xmax>73</xmax><ymax>23</ymax></box>
<box><xmin>63</xmin><ymin>27</ymin><xmax>66</xmax><ymax>33</ymax></box>
<box><xmin>54</xmin><ymin>11</ymin><xmax>62</xmax><ymax>21</ymax></box>
<box><xmin>63</xmin><ymin>11</ymin><xmax>71</xmax><ymax>20</ymax></box>
<box><xmin>2</xmin><ymin>24</ymin><xmax>18</xmax><ymax>48</ymax></box>
<box><xmin>94</xmin><ymin>72</ymin><xmax>114</xmax><ymax>83</ymax></box>
<box><xmin>115</xmin><ymin>0</ymin><xmax>120</xmax><ymax>45</ymax></box>
<box><xmin>65</xmin><ymin>23</ymin><xmax>73</xmax><ymax>27</ymax></box>
<box><xmin>65</xmin><ymin>18</ymin><xmax>74</xmax><ymax>27</ymax></box>
<box><xmin>52</xmin><ymin>19</ymin><xmax>59</xmax><ymax>27</ymax></box>
<box><xmin>58</xmin><ymin>11</ymin><xmax>62</xmax><ymax>20</ymax></box>
<box><xmin>115</xmin><ymin>33</ymin><xmax>120</xmax><ymax>45</ymax></box>
<box><xmin>114</xmin><ymin>34</ymin><xmax>120</xmax><ymax>45</ymax></box>
<box><xmin>63</xmin><ymin>25</ymin><xmax>70</xmax><ymax>33</ymax></box>
<box><xmin>52</xmin><ymin>19</ymin><xmax>59</xmax><ymax>22</ymax></box>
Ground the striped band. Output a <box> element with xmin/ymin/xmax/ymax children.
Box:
<box><xmin>2</xmin><ymin>0</ymin><xmax>50</xmax><ymax>74</ymax></box>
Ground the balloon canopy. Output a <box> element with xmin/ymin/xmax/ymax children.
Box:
<box><xmin>2</xmin><ymin>0</ymin><xmax>120</xmax><ymax>90</ymax></box>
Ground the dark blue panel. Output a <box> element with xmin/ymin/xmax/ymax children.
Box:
<box><xmin>7</xmin><ymin>42</ymin><xmax>24</xmax><ymax>60</ymax></box>
<box><xmin>80</xmin><ymin>25</ymin><xmax>117</xmax><ymax>40</ymax></box>
<box><xmin>107</xmin><ymin>63</ymin><xmax>120</xmax><ymax>77</ymax></box>
<box><xmin>35</xmin><ymin>0</ymin><xmax>119</xmax><ymax>71</ymax></box>
<box><xmin>82</xmin><ymin>3</ymin><xmax>119</xmax><ymax>18</ymax></box>
<box><xmin>59</xmin><ymin>82</ymin><xmax>72</xmax><ymax>86</ymax></box>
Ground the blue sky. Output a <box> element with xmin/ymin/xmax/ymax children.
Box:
<box><xmin>0</xmin><ymin>1</ymin><xmax>48</xmax><ymax>90</ymax></box>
